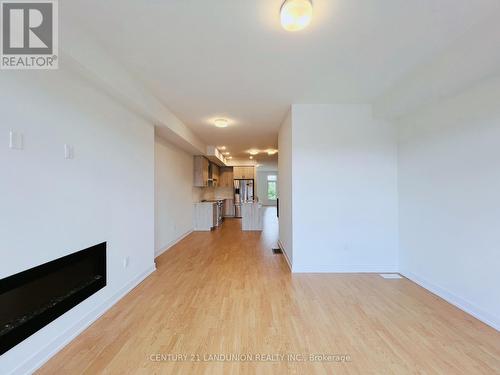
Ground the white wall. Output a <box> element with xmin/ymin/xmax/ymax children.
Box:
<box><xmin>0</xmin><ymin>68</ymin><xmax>155</xmax><ymax>374</ymax></box>
<box><xmin>373</xmin><ymin>18</ymin><xmax>500</xmax><ymax>120</ymax></box>
<box><xmin>62</xmin><ymin>19</ymin><xmax>206</xmax><ymax>155</ymax></box>
<box><xmin>289</xmin><ymin>104</ymin><xmax>399</xmax><ymax>273</ymax></box>
<box><xmin>278</xmin><ymin>110</ymin><xmax>293</xmax><ymax>265</ymax></box>
<box><xmin>397</xmin><ymin>75</ymin><xmax>500</xmax><ymax>330</ymax></box>
<box><xmin>257</xmin><ymin>170</ymin><xmax>278</xmax><ymax>206</ymax></box>
<box><xmin>155</xmin><ymin>136</ymin><xmax>197</xmax><ymax>256</ymax></box>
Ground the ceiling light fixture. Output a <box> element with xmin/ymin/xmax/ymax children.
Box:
<box><xmin>224</xmin><ymin>152</ymin><xmax>230</xmax><ymax>155</ymax></box>
<box><xmin>214</xmin><ymin>119</ymin><xmax>229</xmax><ymax>128</ymax></box>
<box><xmin>249</xmin><ymin>149</ymin><xmax>259</xmax><ymax>155</ymax></box>
<box><xmin>219</xmin><ymin>146</ymin><xmax>226</xmax><ymax>150</ymax></box>
<box><xmin>267</xmin><ymin>149</ymin><xmax>278</xmax><ymax>155</ymax></box>
<box><xmin>280</xmin><ymin>0</ymin><xmax>313</xmax><ymax>32</ymax></box>
<box><xmin>249</xmin><ymin>156</ymin><xmax>254</xmax><ymax>160</ymax></box>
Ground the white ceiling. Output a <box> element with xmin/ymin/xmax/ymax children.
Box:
<box><xmin>64</xmin><ymin>0</ymin><xmax>500</xmax><ymax>160</ymax></box>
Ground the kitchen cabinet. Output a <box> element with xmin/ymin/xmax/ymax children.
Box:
<box><xmin>194</xmin><ymin>202</ymin><xmax>217</xmax><ymax>231</ymax></box>
<box><xmin>219</xmin><ymin>167</ymin><xmax>234</xmax><ymax>187</ymax></box>
<box><xmin>233</xmin><ymin>166</ymin><xmax>254</xmax><ymax>180</ymax></box>
<box><xmin>223</xmin><ymin>199</ymin><xmax>235</xmax><ymax>217</ymax></box>
<box><xmin>233</xmin><ymin>166</ymin><xmax>243</xmax><ymax>179</ymax></box>
<box><xmin>211</xmin><ymin>163</ymin><xmax>220</xmax><ymax>186</ymax></box>
<box><xmin>244</xmin><ymin>166</ymin><xmax>255</xmax><ymax>179</ymax></box>
<box><xmin>193</xmin><ymin>156</ymin><xmax>209</xmax><ymax>187</ymax></box>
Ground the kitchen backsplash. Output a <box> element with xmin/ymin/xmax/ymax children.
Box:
<box><xmin>199</xmin><ymin>186</ymin><xmax>234</xmax><ymax>200</ymax></box>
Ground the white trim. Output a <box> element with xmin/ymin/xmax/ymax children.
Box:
<box><xmin>292</xmin><ymin>264</ymin><xmax>399</xmax><ymax>273</ymax></box>
<box><xmin>277</xmin><ymin>240</ymin><xmax>292</xmax><ymax>271</ymax></box>
<box><xmin>10</xmin><ymin>265</ymin><xmax>157</xmax><ymax>375</ymax></box>
<box><xmin>155</xmin><ymin>229</ymin><xmax>193</xmax><ymax>258</ymax></box>
<box><xmin>402</xmin><ymin>271</ymin><xmax>500</xmax><ymax>332</ymax></box>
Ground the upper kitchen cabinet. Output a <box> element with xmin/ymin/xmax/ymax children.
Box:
<box><xmin>211</xmin><ymin>163</ymin><xmax>220</xmax><ymax>186</ymax></box>
<box><xmin>219</xmin><ymin>167</ymin><xmax>234</xmax><ymax>188</ymax></box>
<box><xmin>245</xmin><ymin>167</ymin><xmax>255</xmax><ymax>179</ymax></box>
<box><xmin>233</xmin><ymin>166</ymin><xmax>255</xmax><ymax>180</ymax></box>
<box><xmin>193</xmin><ymin>156</ymin><xmax>210</xmax><ymax>187</ymax></box>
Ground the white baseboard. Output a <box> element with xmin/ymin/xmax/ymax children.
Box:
<box><xmin>274</xmin><ymin>242</ymin><xmax>398</xmax><ymax>274</ymax></box>
<box><xmin>277</xmin><ymin>240</ymin><xmax>292</xmax><ymax>271</ymax></box>
<box><xmin>402</xmin><ymin>271</ymin><xmax>500</xmax><ymax>332</ymax></box>
<box><xmin>155</xmin><ymin>229</ymin><xmax>193</xmax><ymax>258</ymax></box>
<box><xmin>292</xmin><ymin>264</ymin><xmax>399</xmax><ymax>273</ymax></box>
<box><xmin>11</xmin><ymin>265</ymin><xmax>157</xmax><ymax>375</ymax></box>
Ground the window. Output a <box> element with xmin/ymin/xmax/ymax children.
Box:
<box><xmin>267</xmin><ymin>175</ymin><xmax>277</xmax><ymax>200</ymax></box>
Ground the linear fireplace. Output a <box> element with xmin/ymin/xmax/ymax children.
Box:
<box><xmin>0</xmin><ymin>243</ymin><xmax>106</xmax><ymax>355</ymax></box>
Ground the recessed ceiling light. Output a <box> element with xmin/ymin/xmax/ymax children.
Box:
<box><xmin>249</xmin><ymin>156</ymin><xmax>254</xmax><ymax>160</ymax></box>
<box><xmin>219</xmin><ymin>146</ymin><xmax>226</xmax><ymax>150</ymax></box>
<box><xmin>228</xmin><ymin>156</ymin><xmax>233</xmax><ymax>159</ymax></box>
<box><xmin>214</xmin><ymin>119</ymin><xmax>229</xmax><ymax>128</ymax></box>
<box><xmin>267</xmin><ymin>149</ymin><xmax>278</xmax><ymax>155</ymax></box>
<box><xmin>224</xmin><ymin>152</ymin><xmax>230</xmax><ymax>155</ymax></box>
<box><xmin>280</xmin><ymin>0</ymin><xmax>313</xmax><ymax>32</ymax></box>
<box><xmin>249</xmin><ymin>149</ymin><xmax>259</xmax><ymax>155</ymax></box>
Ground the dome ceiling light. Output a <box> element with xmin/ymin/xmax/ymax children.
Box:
<box><xmin>214</xmin><ymin>119</ymin><xmax>229</xmax><ymax>128</ymax></box>
<box><xmin>280</xmin><ymin>0</ymin><xmax>313</xmax><ymax>32</ymax></box>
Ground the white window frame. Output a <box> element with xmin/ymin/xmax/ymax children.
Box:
<box><xmin>267</xmin><ymin>175</ymin><xmax>277</xmax><ymax>201</ymax></box>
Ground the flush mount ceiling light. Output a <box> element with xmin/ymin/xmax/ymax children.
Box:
<box><xmin>280</xmin><ymin>0</ymin><xmax>313</xmax><ymax>32</ymax></box>
<box><xmin>249</xmin><ymin>149</ymin><xmax>259</xmax><ymax>155</ymax></box>
<box><xmin>214</xmin><ymin>119</ymin><xmax>229</xmax><ymax>128</ymax></box>
<box><xmin>267</xmin><ymin>149</ymin><xmax>278</xmax><ymax>155</ymax></box>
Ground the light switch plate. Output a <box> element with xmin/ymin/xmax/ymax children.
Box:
<box><xmin>64</xmin><ymin>144</ymin><xmax>74</xmax><ymax>159</ymax></box>
<box><xmin>9</xmin><ymin>130</ymin><xmax>23</xmax><ymax>150</ymax></box>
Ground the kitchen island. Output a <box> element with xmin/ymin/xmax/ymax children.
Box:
<box><xmin>241</xmin><ymin>202</ymin><xmax>263</xmax><ymax>231</ymax></box>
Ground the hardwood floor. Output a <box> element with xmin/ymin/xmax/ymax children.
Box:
<box><xmin>39</xmin><ymin>208</ymin><xmax>500</xmax><ymax>374</ymax></box>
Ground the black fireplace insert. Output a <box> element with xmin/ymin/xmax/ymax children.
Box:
<box><xmin>0</xmin><ymin>242</ymin><xmax>106</xmax><ymax>355</ymax></box>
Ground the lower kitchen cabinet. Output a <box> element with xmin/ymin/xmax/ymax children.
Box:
<box><xmin>193</xmin><ymin>202</ymin><xmax>216</xmax><ymax>231</ymax></box>
<box><xmin>223</xmin><ymin>199</ymin><xmax>235</xmax><ymax>217</ymax></box>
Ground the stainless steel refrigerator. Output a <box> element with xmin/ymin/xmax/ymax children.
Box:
<box><xmin>234</xmin><ymin>179</ymin><xmax>254</xmax><ymax>218</ymax></box>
